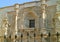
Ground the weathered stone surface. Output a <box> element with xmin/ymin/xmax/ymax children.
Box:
<box><xmin>0</xmin><ymin>0</ymin><xmax>57</xmax><ymax>42</ymax></box>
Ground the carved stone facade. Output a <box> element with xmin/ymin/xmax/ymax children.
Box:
<box><xmin>0</xmin><ymin>0</ymin><xmax>57</xmax><ymax>42</ymax></box>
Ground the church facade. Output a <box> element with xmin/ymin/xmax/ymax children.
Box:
<box><xmin>0</xmin><ymin>0</ymin><xmax>58</xmax><ymax>42</ymax></box>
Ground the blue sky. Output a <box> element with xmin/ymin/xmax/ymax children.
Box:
<box><xmin>0</xmin><ymin>0</ymin><xmax>33</xmax><ymax>8</ymax></box>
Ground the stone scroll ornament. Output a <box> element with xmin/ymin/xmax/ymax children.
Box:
<box><xmin>2</xmin><ymin>18</ymin><xmax>10</xmax><ymax>36</ymax></box>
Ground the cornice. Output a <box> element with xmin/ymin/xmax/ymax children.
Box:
<box><xmin>21</xmin><ymin>1</ymin><xmax>40</xmax><ymax>5</ymax></box>
<box><xmin>0</xmin><ymin>1</ymin><xmax>56</xmax><ymax>10</ymax></box>
<box><xmin>0</xmin><ymin>1</ymin><xmax>40</xmax><ymax>10</ymax></box>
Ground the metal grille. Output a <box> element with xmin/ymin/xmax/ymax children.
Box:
<box><xmin>4</xmin><ymin>32</ymin><xmax>60</xmax><ymax>42</ymax></box>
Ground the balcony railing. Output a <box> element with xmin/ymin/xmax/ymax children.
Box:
<box><xmin>4</xmin><ymin>32</ymin><xmax>60</xmax><ymax>42</ymax></box>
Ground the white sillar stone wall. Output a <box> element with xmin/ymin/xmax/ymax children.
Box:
<box><xmin>0</xmin><ymin>1</ymin><xmax>57</xmax><ymax>42</ymax></box>
<box><xmin>0</xmin><ymin>6</ymin><xmax>14</xmax><ymax>28</ymax></box>
<box><xmin>46</xmin><ymin>5</ymin><xmax>56</xmax><ymax>31</ymax></box>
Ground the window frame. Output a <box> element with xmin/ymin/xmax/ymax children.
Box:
<box><xmin>29</xmin><ymin>19</ymin><xmax>35</xmax><ymax>28</ymax></box>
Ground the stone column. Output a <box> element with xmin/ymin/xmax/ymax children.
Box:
<box><xmin>40</xmin><ymin>0</ymin><xmax>48</xmax><ymax>30</ymax></box>
<box><xmin>11</xmin><ymin>4</ymin><xmax>19</xmax><ymax>42</ymax></box>
<box><xmin>40</xmin><ymin>0</ymin><xmax>48</xmax><ymax>42</ymax></box>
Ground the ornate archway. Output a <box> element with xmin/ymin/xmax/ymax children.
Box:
<box><xmin>23</xmin><ymin>10</ymin><xmax>39</xmax><ymax>29</ymax></box>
